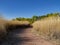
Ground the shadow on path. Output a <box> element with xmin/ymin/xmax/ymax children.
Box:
<box><xmin>1</xmin><ymin>26</ymin><xmax>33</xmax><ymax>45</ymax></box>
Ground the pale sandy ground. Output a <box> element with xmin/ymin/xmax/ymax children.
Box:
<box><xmin>1</xmin><ymin>27</ymin><xmax>56</xmax><ymax>45</ymax></box>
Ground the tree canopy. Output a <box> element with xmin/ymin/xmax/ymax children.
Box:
<box><xmin>12</xmin><ymin>13</ymin><xmax>60</xmax><ymax>24</ymax></box>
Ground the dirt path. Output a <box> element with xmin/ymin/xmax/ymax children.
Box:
<box><xmin>1</xmin><ymin>27</ymin><xmax>56</xmax><ymax>45</ymax></box>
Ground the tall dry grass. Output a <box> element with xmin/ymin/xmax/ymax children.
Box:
<box><xmin>0</xmin><ymin>18</ymin><xmax>30</xmax><ymax>32</ymax></box>
<box><xmin>0</xmin><ymin>18</ymin><xmax>30</xmax><ymax>42</ymax></box>
<box><xmin>32</xmin><ymin>16</ymin><xmax>60</xmax><ymax>44</ymax></box>
<box><xmin>8</xmin><ymin>20</ymin><xmax>30</xmax><ymax>25</ymax></box>
<box><xmin>0</xmin><ymin>18</ymin><xmax>7</xmax><ymax>41</ymax></box>
<box><xmin>6</xmin><ymin>20</ymin><xmax>30</xmax><ymax>31</ymax></box>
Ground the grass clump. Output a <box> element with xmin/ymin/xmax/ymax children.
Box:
<box><xmin>0</xmin><ymin>18</ymin><xmax>8</xmax><ymax>41</ymax></box>
<box><xmin>6</xmin><ymin>20</ymin><xmax>30</xmax><ymax>31</ymax></box>
<box><xmin>0</xmin><ymin>18</ymin><xmax>31</xmax><ymax>42</ymax></box>
<box><xmin>32</xmin><ymin>16</ymin><xmax>60</xmax><ymax>44</ymax></box>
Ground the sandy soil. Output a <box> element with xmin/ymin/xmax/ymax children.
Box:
<box><xmin>1</xmin><ymin>27</ymin><xmax>56</xmax><ymax>45</ymax></box>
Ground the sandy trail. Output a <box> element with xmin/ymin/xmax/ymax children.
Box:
<box><xmin>1</xmin><ymin>27</ymin><xmax>55</xmax><ymax>45</ymax></box>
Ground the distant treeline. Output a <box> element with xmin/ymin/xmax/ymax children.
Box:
<box><xmin>12</xmin><ymin>13</ymin><xmax>60</xmax><ymax>24</ymax></box>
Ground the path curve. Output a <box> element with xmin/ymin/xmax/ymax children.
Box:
<box><xmin>1</xmin><ymin>27</ymin><xmax>56</xmax><ymax>45</ymax></box>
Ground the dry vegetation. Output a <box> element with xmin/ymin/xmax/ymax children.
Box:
<box><xmin>1</xmin><ymin>15</ymin><xmax>60</xmax><ymax>45</ymax></box>
<box><xmin>0</xmin><ymin>18</ymin><xmax>30</xmax><ymax>42</ymax></box>
<box><xmin>0</xmin><ymin>18</ymin><xmax>8</xmax><ymax>41</ymax></box>
<box><xmin>7</xmin><ymin>20</ymin><xmax>30</xmax><ymax>26</ymax></box>
<box><xmin>6</xmin><ymin>20</ymin><xmax>30</xmax><ymax>31</ymax></box>
<box><xmin>32</xmin><ymin>16</ymin><xmax>60</xmax><ymax>45</ymax></box>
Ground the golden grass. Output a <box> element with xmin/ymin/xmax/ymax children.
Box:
<box><xmin>8</xmin><ymin>20</ymin><xmax>30</xmax><ymax>25</ymax></box>
<box><xmin>0</xmin><ymin>18</ymin><xmax>7</xmax><ymax>40</ymax></box>
<box><xmin>6</xmin><ymin>20</ymin><xmax>30</xmax><ymax>31</ymax></box>
<box><xmin>32</xmin><ymin>16</ymin><xmax>60</xmax><ymax>41</ymax></box>
<box><xmin>0</xmin><ymin>18</ymin><xmax>30</xmax><ymax>41</ymax></box>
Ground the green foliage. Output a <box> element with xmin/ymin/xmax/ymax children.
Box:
<box><xmin>12</xmin><ymin>13</ymin><xmax>60</xmax><ymax>24</ymax></box>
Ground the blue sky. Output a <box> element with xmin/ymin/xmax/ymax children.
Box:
<box><xmin>0</xmin><ymin>0</ymin><xmax>60</xmax><ymax>19</ymax></box>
